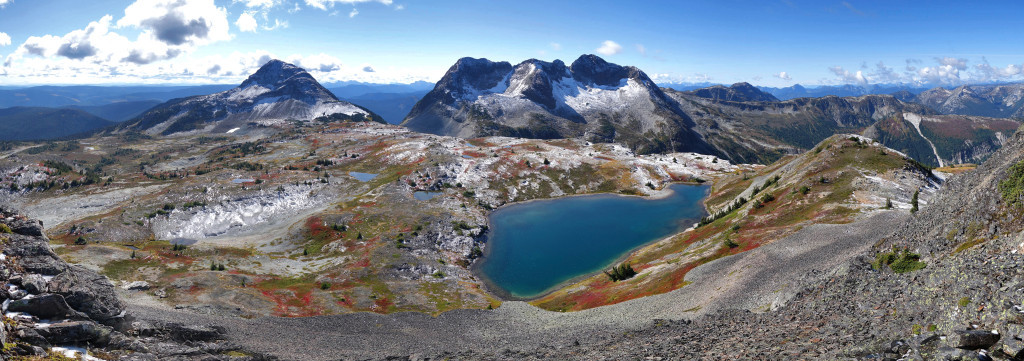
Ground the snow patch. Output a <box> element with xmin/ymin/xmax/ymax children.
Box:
<box><xmin>903</xmin><ymin>113</ymin><xmax>945</xmax><ymax>167</ymax></box>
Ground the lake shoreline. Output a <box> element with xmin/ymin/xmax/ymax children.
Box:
<box><xmin>472</xmin><ymin>182</ymin><xmax>711</xmax><ymax>301</ymax></box>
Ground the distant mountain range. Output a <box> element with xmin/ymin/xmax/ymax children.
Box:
<box><xmin>0</xmin><ymin>107</ymin><xmax>114</xmax><ymax>141</ymax></box>
<box><xmin>914</xmin><ymin>83</ymin><xmax>1024</xmax><ymax>118</ymax></box>
<box><xmin>402</xmin><ymin>55</ymin><xmax>1019</xmax><ymax>166</ymax></box>
<box><xmin>119</xmin><ymin>60</ymin><xmax>382</xmax><ymax>136</ymax></box>
<box><xmin>3</xmin><ymin>57</ymin><xmax>1024</xmax><ymax>167</ymax></box>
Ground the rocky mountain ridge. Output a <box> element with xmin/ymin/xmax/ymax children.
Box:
<box><xmin>685</xmin><ymin>82</ymin><xmax>779</xmax><ymax>102</ymax></box>
<box><xmin>402</xmin><ymin>54</ymin><xmax>717</xmax><ymax>155</ymax></box>
<box><xmin>119</xmin><ymin>60</ymin><xmax>382</xmax><ymax>136</ymax></box>
<box><xmin>914</xmin><ymin>83</ymin><xmax>1024</xmax><ymax>119</ymax></box>
<box><xmin>0</xmin><ymin>205</ymin><xmax>267</xmax><ymax>360</ymax></box>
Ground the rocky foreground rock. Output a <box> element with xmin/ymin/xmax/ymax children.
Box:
<box><xmin>0</xmin><ymin>206</ymin><xmax>271</xmax><ymax>360</ymax></box>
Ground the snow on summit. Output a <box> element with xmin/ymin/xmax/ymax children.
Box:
<box><xmin>120</xmin><ymin>59</ymin><xmax>380</xmax><ymax>136</ymax></box>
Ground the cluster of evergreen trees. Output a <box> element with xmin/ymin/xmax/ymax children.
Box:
<box><xmin>604</xmin><ymin>262</ymin><xmax>637</xmax><ymax>282</ymax></box>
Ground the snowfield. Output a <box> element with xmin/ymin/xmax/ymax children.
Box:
<box><xmin>153</xmin><ymin>184</ymin><xmax>330</xmax><ymax>240</ymax></box>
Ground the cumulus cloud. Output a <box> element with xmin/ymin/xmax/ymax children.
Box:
<box><xmin>936</xmin><ymin>57</ymin><xmax>968</xmax><ymax>70</ymax></box>
<box><xmin>596</xmin><ymin>40</ymin><xmax>622</xmax><ymax>56</ymax></box>
<box><xmin>0</xmin><ymin>32</ymin><xmax>10</xmax><ymax>47</ymax></box>
<box><xmin>117</xmin><ymin>0</ymin><xmax>231</xmax><ymax>46</ymax></box>
<box><xmin>14</xmin><ymin>15</ymin><xmax>134</xmax><ymax>61</ymax></box>
<box><xmin>827</xmin><ymin>57</ymin><xmax>1024</xmax><ymax>86</ymax></box>
<box><xmin>975</xmin><ymin>57</ymin><xmax>1023</xmax><ymax>83</ymax></box>
<box><xmin>362</xmin><ymin>65</ymin><xmax>374</xmax><ymax>72</ymax></box>
<box><xmin>0</xmin><ymin>0</ymin><xmax>9</xmax><ymax>8</ymax></box>
<box><xmin>286</xmin><ymin>53</ymin><xmax>342</xmax><ymax>72</ymax></box>
<box><xmin>236</xmin><ymin>12</ymin><xmax>258</xmax><ymax>32</ymax></box>
<box><xmin>828</xmin><ymin>66</ymin><xmax>867</xmax><ymax>85</ymax></box>
<box><xmin>304</xmin><ymin>0</ymin><xmax>392</xmax><ymax>11</ymax></box>
<box><xmin>774</xmin><ymin>71</ymin><xmax>791</xmax><ymax>81</ymax></box>
<box><xmin>349</xmin><ymin>8</ymin><xmax>358</xmax><ymax>17</ymax></box>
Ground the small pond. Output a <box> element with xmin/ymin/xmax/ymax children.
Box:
<box><xmin>170</xmin><ymin>238</ymin><xmax>198</xmax><ymax>246</ymax></box>
<box><xmin>349</xmin><ymin>172</ymin><xmax>377</xmax><ymax>182</ymax></box>
<box><xmin>478</xmin><ymin>184</ymin><xmax>708</xmax><ymax>298</ymax></box>
<box><xmin>413</xmin><ymin>191</ymin><xmax>442</xmax><ymax>201</ymax></box>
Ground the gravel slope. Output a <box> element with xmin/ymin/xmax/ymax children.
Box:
<box><xmin>129</xmin><ymin>210</ymin><xmax>907</xmax><ymax>360</ymax></box>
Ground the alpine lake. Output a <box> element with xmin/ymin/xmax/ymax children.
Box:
<box><xmin>478</xmin><ymin>183</ymin><xmax>709</xmax><ymax>299</ymax></box>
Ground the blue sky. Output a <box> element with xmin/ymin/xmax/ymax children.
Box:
<box><xmin>0</xmin><ymin>0</ymin><xmax>1023</xmax><ymax>87</ymax></box>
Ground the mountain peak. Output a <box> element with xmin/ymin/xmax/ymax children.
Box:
<box><xmin>122</xmin><ymin>59</ymin><xmax>376</xmax><ymax>135</ymax></box>
<box><xmin>687</xmin><ymin>82</ymin><xmax>779</xmax><ymax>102</ymax></box>
<box><xmin>569</xmin><ymin>54</ymin><xmax>642</xmax><ymax>86</ymax></box>
<box><xmin>239</xmin><ymin>59</ymin><xmax>317</xmax><ymax>90</ymax></box>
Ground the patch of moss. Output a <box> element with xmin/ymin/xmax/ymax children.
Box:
<box><xmin>872</xmin><ymin>248</ymin><xmax>926</xmax><ymax>273</ymax></box>
<box><xmin>958</xmin><ymin>296</ymin><xmax>971</xmax><ymax>308</ymax></box>
<box><xmin>999</xmin><ymin>159</ymin><xmax>1024</xmax><ymax>207</ymax></box>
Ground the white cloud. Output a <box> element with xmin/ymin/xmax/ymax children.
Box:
<box><xmin>635</xmin><ymin>44</ymin><xmax>646</xmax><ymax>56</ymax></box>
<box><xmin>394</xmin><ymin>4</ymin><xmax>404</xmax><ymax>10</ymax></box>
<box><xmin>774</xmin><ymin>71</ymin><xmax>791</xmax><ymax>81</ymax></box>
<box><xmin>550</xmin><ymin>42</ymin><xmax>561</xmax><ymax>51</ymax></box>
<box><xmin>596</xmin><ymin>40</ymin><xmax>622</xmax><ymax>56</ymax></box>
<box><xmin>304</xmin><ymin>0</ymin><xmax>392</xmax><ymax>11</ymax></box>
<box><xmin>289</xmin><ymin>3</ymin><xmax>302</xmax><ymax>13</ymax></box>
<box><xmin>349</xmin><ymin>8</ymin><xmax>358</xmax><ymax>17</ymax></box>
<box><xmin>117</xmin><ymin>0</ymin><xmax>231</xmax><ymax>46</ymax></box>
<box><xmin>0</xmin><ymin>0</ymin><xmax>9</xmax><ymax>8</ymax></box>
<box><xmin>263</xmin><ymin>18</ymin><xmax>289</xmax><ymax>30</ymax></box>
<box><xmin>936</xmin><ymin>57</ymin><xmax>967</xmax><ymax>70</ymax></box>
<box><xmin>829</xmin><ymin>66</ymin><xmax>867</xmax><ymax>85</ymax></box>
<box><xmin>826</xmin><ymin>57</ymin><xmax>1024</xmax><ymax>86</ymax></box>
<box><xmin>286</xmin><ymin>53</ymin><xmax>343</xmax><ymax>72</ymax></box>
<box><xmin>235</xmin><ymin>0</ymin><xmax>281</xmax><ymax>8</ymax></box>
<box><xmin>236</xmin><ymin>12</ymin><xmax>258</xmax><ymax>32</ymax></box>
<box><xmin>0</xmin><ymin>32</ymin><xmax>10</xmax><ymax>47</ymax></box>
<box><xmin>975</xmin><ymin>58</ymin><xmax>1023</xmax><ymax>83</ymax></box>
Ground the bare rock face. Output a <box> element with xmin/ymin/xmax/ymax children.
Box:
<box><xmin>47</xmin><ymin>265</ymin><xmax>126</xmax><ymax>326</ymax></box>
<box><xmin>7</xmin><ymin>293</ymin><xmax>87</xmax><ymax>320</ymax></box>
<box><xmin>402</xmin><ymin>54</ymin><xmax>717</xmax><ymax>156</ymax></box>
<box><xmin>0</xmin><ymin>205</ymin><xmax>265</xmax><ymax>360</ymax></box>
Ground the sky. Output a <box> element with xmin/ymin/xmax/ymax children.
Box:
<box><xmin>1</xmin><ymin>0</ymin><xmax>1024</xmax><ymax>87</ymax></box>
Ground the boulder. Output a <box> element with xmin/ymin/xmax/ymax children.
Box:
<box><xmin>7</xmin><ymin>294</ymin><xmax>87</xmax><ymax>319</ymax></box>
<box><xmin>123</xmin><ymin>281</ymin><xmax>151</xmax><ymax>291</ymax></box>
<box><xmin>7</xmin><ymin>217</ymin><xmax>44</xmax><ymax>237</ymax></box>
<box><xmin>5</xmin><ymin>234</ymin><xmax>67</xmax><ymax>275</ymax></box>
<box><xmin>47</xmin><ymin>265</ymin><xmax>125</xmax><ymax>325</ymax></box>
<box><xmin>35</xmin><ymin>320</ymin><xmax>113</xmax><ymax>345</ymax></box>
<box><xmin>1000</xmin><ymin>336</ymin><xmax>1024</xmax><ymax>361</ymax></box>
<box><xmin>951</xmin><ymin>330</ymin><xmax>1001</xmax><ymax>350</ymax></box>
<box><xmin>165</xmin><ymin>323</ymin><xmax>226</xmax><ymax>342</ymax></box>
<box><xmin>21</xmin><ymin>274</ymin><xmax>47</xmax><ymax>294</ymax></box>
<box><xmin>14</xmin><ymin>327</ymin><xmax>50</xmax><ymax>348</ymax></box>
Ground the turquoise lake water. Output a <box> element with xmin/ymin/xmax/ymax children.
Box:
<box><xmin>479</xmin><ymin>184</ymin><xmax>709</xmax><ymax>299</ymax></box>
